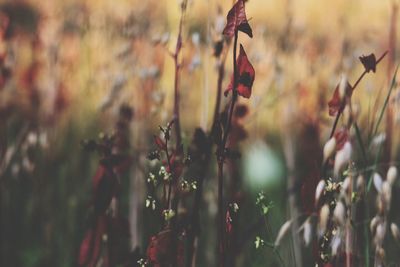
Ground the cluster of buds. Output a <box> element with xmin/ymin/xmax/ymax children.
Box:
<box><xmin>370</xmin><ymin>166</ymin><xmax>398</xmax><ymax>266</ymax></box>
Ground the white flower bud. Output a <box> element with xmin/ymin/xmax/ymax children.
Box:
<box><xmin>387</xmin><ymin>166</ymin><xmax>397</xmax><ymax>186</ymax></box>
<box><xmin>334</xmin><ymin>142</ymin><xmax>352</xmax><ymax>177</ymax></box>
<box><xmin>391</xmin><ymin>223</ymin><xmax>400</xmax><ymax>241</ymax></box>
<box><xmin>315</xmin><ymin>180</ymin><xmax>325</xmax><ymax>203</ymax></box>
<box><xmin>370</xmin><ymin>216</ymin><xmax>379</xmax><ymax>234</ymax></box>
<box><xmin>333</xmin><ymin>201</ymin><xmax>345</xmax><ymax>225</ymax></box>
<box><xmin>382</xmin><ymin>181</ymin><xmax>392</xmax><ymax>205</ymax></box>
<box><xmin>303</xmin><ymin>218</ymin><xmax>312</xmax><ymax>246</ymax></box>
<box><xmin>319</xmin><ymin>204</ymin><xmax>330</xmax><ymax>235</ymax></box>
<box><xmin>339</xmin><ymin>75</ymin><xmax>349</xmax><ymax>100</ymax></box>
<box><xmin>323</xmin><ymin>137</ymin><xmax>336</xmax><ymax>163</ymax></box>
<box><xmin>373</xmin><ymin>172</ymin><xmax>383</xmax><ymax>193</ymax></box>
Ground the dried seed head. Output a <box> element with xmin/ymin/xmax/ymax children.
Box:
<box><xmin>315</xmin><ymin>180</ymin><xmax>325</xmax><ymax>203</ymax></box>
<box><xmin>319</xmin><ymin>204</ymin><xmax>330</xmax><ymax>234</ymax></box>
<box><xmin>334</xmin><ymin>142</ymin><xmax>352</xmax><ymax>177</ymax></box>
<box><xmin>376</xmin><ymin>196</ymin><xmax>385</xmax><ymax>215</ymax></box>
<box><xmin>376</xmin><ymin>246</ymin><xmax>385</xmax><ymax>262</ymax></box>
<box><xmin>333</xmin><ymin>201</ymin><xmax>346</xmax><ymax>225</ymax></box>
<box><xmin>390</xmin><ymin>223</ymin><xmax>400</xmax><ymax>241</ymax></box>
<box><xmin>387</xmin><ymin>166</ymin><xmax>398</xmax><ymax>186</ymax></box>
<box><xmin>356</xmin><ymin>175</ymin><xmax>365</xmax><ymax>193</ymax></box>
<box><xmin>373</xmin><ymin>172</ymin><xmax>383</xmax><ymax>193</ymax></box>
<box><xmin>370</xmin><ymin>216</ymin><xmax>379</xmax><ymax>234</ymax></box>
<box><xmin>323</xmin><ymin>137</ymin><xmax>336</xmax><ymax>163</ymax></box>
<box><xmin>274</xmin><ymin>220</ymin><xmax>292</xmax><ymax>247</ymax></box>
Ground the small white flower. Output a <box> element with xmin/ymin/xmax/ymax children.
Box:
<box><xmin>334</xmin><ymin>142</ymin><xmax>352</xmax><ymax>177</ymax></box>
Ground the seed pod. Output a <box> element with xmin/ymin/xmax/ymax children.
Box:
<box><xmin>334</xmin><ymin>142</ymin><xmax>352</xmax><ymax>177</ymax></box>
<box><xmin>303</xmin><ymin>218</ymin><xmax>312</xmax><ymax>246</ymax></box>
<box><xmin>390</xmin><ymin>223</ymin><xmax>400</xmax><ymax>241</ymax></box>
<box><xmin>341</xmin><ymin>176</ymin><xmax>351</xmax><ymax>196</ymax></box>
<box><xmin>382</xmin><ymin>181</ymin><xmax>392</xmax><ymax>205</ymax></box>
<box><xmin>323</xmin><ymin>137</ymin><xmax>336</xmax><ymax>163</ymax></box>
<box><xmin>315</xmin><ymin>180</ymin><xmax>325</xmax><ymax>203</ymax></box>
<box><xmin>373</xmin><ymin>172</ymin><xmax>383</xmax><ymax>193</ymax></box>
<box><xmin>331</xmin><ymin>235</ymin><xmax>341</xmax><ymax>256</ymax></box>
<box><xmin>370</xmin><ymin>216</ymin><xmax>379</xmax><ymax>234</ymax></box>
<box><xmin>319</xmin><ymin>204</ymin><xmax>330</xmax><ymax>234</ymax></box>
<box><xmin>357</xmin><ymin>175</ymin><xmax>365</xmax><ymax>194</ymax></box>
<box><xmin>387</xmin><ymin>166</ymin><xmax>398</xmax><ymax>186</ymax></box>
<box><xmin>338</xmin><ymin>75</ymin><xmax>349</xmax><ymax>100</ymax></box>
<box><xmin>375</xmin><ymin>222</ymin><xmax>386</xmax><ymax>246</ymax></box>
<box><xmin>274</xmin><ymin>220</ymin><xmax>292</xmax><ymax>246</ymax></box>
<box><xmin>333</xmin><ymin>201</ymin><xmax>345</xmax><ymax>225</ymax></box>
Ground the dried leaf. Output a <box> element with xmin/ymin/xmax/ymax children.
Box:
<box><xmin>224</xmin><ymin>44</ymin><xmax>255</xmax><ymax>98</ymax></box>
<box><xmin>328</xmin><ymin>81</ymin><xmax>352</xmax><ymax>116</ymax></box>
<box><xmin>359</xmin><ymin>53</ymin><xmax>377</xmax><ymax>73</ymax></box>
<box><xmin>222</xmin><ymin>0</ymin><xmax>253</xmax><ymax>38</ymax></box>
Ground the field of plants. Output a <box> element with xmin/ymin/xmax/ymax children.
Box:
<box><xmin>1</xmin><ymin>0</ymin><xmax>400</xmax><ymax>266</ymax></box>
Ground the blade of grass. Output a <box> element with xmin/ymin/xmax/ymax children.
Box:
<box><xmin>367</xmin><ymin>64</ymin><xmax>398</xmax><ymax>191</ymax></box>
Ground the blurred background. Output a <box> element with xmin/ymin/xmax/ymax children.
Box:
<box><xmin>1</xmin><ymin>0</ymin><xmax>400</xmax><ymax>266</ymax></box>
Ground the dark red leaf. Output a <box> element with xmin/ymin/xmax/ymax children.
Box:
<box><xmin>222</xmin><ymin>0</ymin><xmax>253</xmax><ymax>38</ymax></box>
<box><xmin>334</xmin><ymin>128</ymin><xmax>349</xmax><ymax>151</ymax></box>
<box><xmin>146</xmin><ymin>229</ymin><xmax>184</xmax><ymax>267</ymax></box>
<box><xmin>359</xmin><ymin>53</ymin><xmax>376</xmax><ymax>73</ymax></box>
<box><xmin>224</xmin><ymin>44</ymin><xmax>255</xmax><ymax>98</ymax></box>
<box><xmin>327</xmin><ymin>81</ymin><xmax>352</xmax><ymax>116</ymax></box>
<box><xmin>78</xmin><ymin>216</ymin><xmax>107</xmax><ymax>267</ymax></box>
<box><xmin>154</xmin><ymin>135</ymin><xmax>166</xmax><ymax>150</ymax></box>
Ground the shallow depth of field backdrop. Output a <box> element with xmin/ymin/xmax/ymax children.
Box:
<box><xmin>1</xmin><ymin>0</ymin><xmax>400</xmax><ymax>266</ymax></box>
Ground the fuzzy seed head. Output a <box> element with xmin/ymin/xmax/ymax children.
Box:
<box><xmin>370</xmin><ymin>216</ymin><xmax>379</xmax><ymax>234</ymax></box>
<box><xmin>375</xmin><ymin>222</ymin><xmax>386</xmax><ymax>246</ymax></box>
<box><xmin>303</xmin><ymin>218</ymin><xmax>312</xmax><ymax>246</ymax></box>
<box><xmin>382</xmin><ymin>181</ymin><xmax>392</xmax><ymax>205</ymax></box>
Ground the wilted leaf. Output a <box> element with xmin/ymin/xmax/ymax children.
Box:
<box><xmin>222</xmin><ymin>0</ymin><xmax>253</xmax><ymax>38</ymax></box>
<box><xmin>359</xmin><ymin>53</ymin><xmax>377</xmax><ymax>73</ymax></box>
<box><xmin>328</xmin><ymin>81</ymin><xmax>352</xmax><ymax>116</ymax></box>
<box><xmin>224</xmin><ymin>44</ymin><xmax>255</xmax><ymax>98</ymax></box>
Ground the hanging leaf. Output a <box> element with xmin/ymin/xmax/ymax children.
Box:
<box><xmin>224</xmin><ymin>44</ymin><xmax>255</xmax><ymax>98</ymax></box>
<box><xmin>222</xmin><ymin>0</ymin><xmax>253</xmax><ymax>38</ymax></box>
<box><xmin>327</xmin><ymin>81</ymin><xmax>352</xmax><ymax>116</ymax></box>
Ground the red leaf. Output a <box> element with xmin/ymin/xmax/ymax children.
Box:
<box><xmin>327</xmin><ymin>81</ymin><xmax>352</xmax><ymax>116</ymax></box>
<box><xmin>222</xmin><ymin>0</ymin><xmax>253</xmax><ymax>38</ymax></box>
<box><xmin>154</xmin><ymin>135</ymin><xmax>166</xmax><ymax>150</ymax></box>
<box><xmin>224</xmin><ymin>44</ymin><xmax>255</xmax><ymax>98</ymax></box>
<box><xmin>78</xmin><ymin>216</ymin><xmax>107</xmax><ymax>267</ymax></box>
<box><xmin>146</xmin><ymin>229</ymin><xmax>184</xmax><ymax>267</ymax></box>
<box><xmin>334</xmin><ymin>128</ymin><xmax>349</xmax><ymax>151</ymax></box>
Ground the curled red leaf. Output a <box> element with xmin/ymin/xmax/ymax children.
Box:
<box><xmin>224</xmin><ymin>44</ymin><xmax>255</xmax><ymax>98</ymax></box>
<box><xmin>327</xmin><ymin>81</ymin><xmax>352</xmax><ymax>116</ymax></box>
<box><xmin>334</xmin><ymin>128</ymin><xmax>349</xmax><ymax>151</ymax></box>
<box><xmin>154</xmin><ymin>135</ymin><xmax>166</xmax><ymax>150</ymax></box>
<box><xmin>146</xmin><ymin>229</ymin><xmax>184</xmax><ymax>267</ymax></box>
<box><xmin>222</xmin><ymin>0</ymin><xmax>253</xmax><ymax>38</ymax></box>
